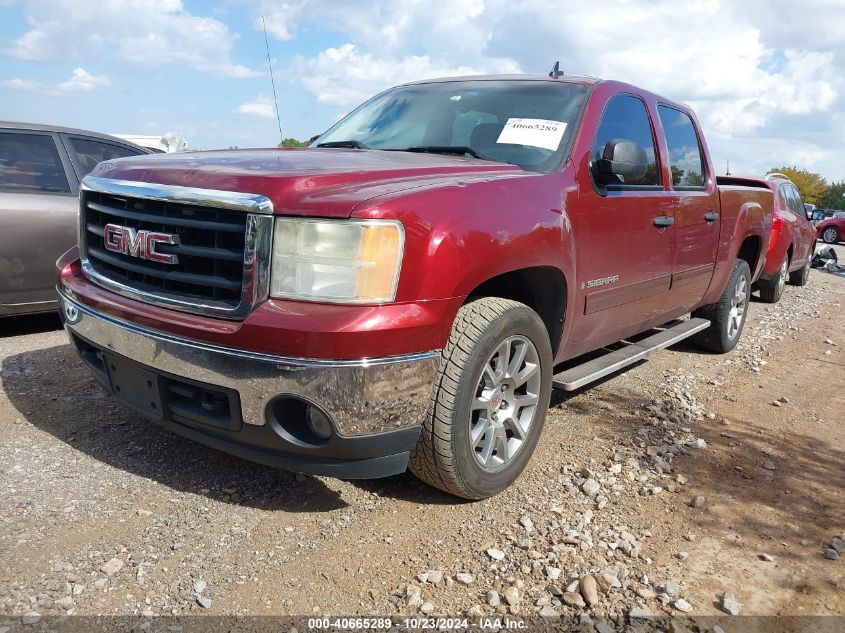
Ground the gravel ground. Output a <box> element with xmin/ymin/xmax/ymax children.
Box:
<box><xmin>1</xmin><ymin>267</ymin><xmax>843</xmax><ymax>629</ymax></box>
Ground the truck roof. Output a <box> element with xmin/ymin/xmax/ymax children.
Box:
<box><xmin>399</xmin><ymin>74</ymin><xmax>692</xmax><ymax>114</ymax></box>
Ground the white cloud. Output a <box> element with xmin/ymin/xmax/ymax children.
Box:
<box><xmin>2</xmin><ymin>78</ymin><xmax>41</xmax><ymax>91</ymax></box>
<box><xmin>235</xmin><ymin>96</ymin><xmax>277</xmax><ymax>119</ymax></box>
<box><xmin>292</xmin><ymin>43</ymin><xmax>519</xmax><ymax>107</ymax></box>
<box><xmin>278</xmin><ymin>0</ymin><xmax>845</xmax><ymax>179</ymax></box>
<box><xmin>56</xmin><ymin>67</ymin><xmax>110</xmax><ymax>92</ymax></box>
<box><xmin>4</xmin><ymin>0</ymin><xmax>261</xmax><ymax>78</ymax></box>
<box><xmin>253</xmin><ymin>1</ymin><xmax>305</xmax><ymax>41</ymax></box>
<box><xmin>3</xmin><ymin>67</ymin><xmax>110</xmax><ymax>95</ymax></box>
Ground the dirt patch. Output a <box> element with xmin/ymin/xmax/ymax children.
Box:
<box><xmin>0</xmin><ymin>269</ymin><xmax>843</xmax><ymax>624</ymax></box>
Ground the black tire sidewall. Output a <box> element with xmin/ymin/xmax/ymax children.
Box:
<box><xmin>822</xmin><ymin>228</ymin><xmax>839</xmax><ymax>244</ymax></box>
<box><xmin>717</xmin><ymin>260</ymin><xmax>751</xmax><ymax>352</ymax></box>
<box><xmin>762</xmin><ymin>256</ymin><xmax>787</xmax><ymax>301</ymax></box>
<box><xmin>449</xmin><ymin>308</ymin><xmax>552</xmax><ymax>498</ymax></box>
<box><xmin>789</xmin><ymin>258</ymin><xmax>810</xmax><ymax>286</ymax></box>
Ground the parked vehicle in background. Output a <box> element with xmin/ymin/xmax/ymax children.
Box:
<box><xmin>112</xmin><ymin>131</ymin><xmax>189</xmax><ymax>153</ymax></box>
<box><xmin>804</xmin><ymin>202</ymin><xmax>816</xmax><ymax>219</ymax></box>
<box><xmin>58</xmin><ymin>73</ymin><xmax>773</xmax><ymax>499</ymax></box>
<box><xmin>722</xmin><ymin>173</ymin><xmax>815</xmax><ymax>302</ymax></box>
<box><xmin>0</xmin><ymin>122</ymin><xmax>149</xmax><ymax>316</ymax></box>
<box><xmin>815</xmin><ymin>212</ymin><xmax>845</xmax><ymax>244</ymax></box>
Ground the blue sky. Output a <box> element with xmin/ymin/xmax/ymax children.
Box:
<box><xmin>0</xmin><ymin>0</ymin><xmax>347</xmax><ymax>147</ymax></box>
<box><xmin>1</xmin><ymin>0</ymin><xmax>843</xmax><ymax>180</ymax></box>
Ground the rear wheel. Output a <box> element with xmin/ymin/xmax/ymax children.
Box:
<box><xmin>409</xmin><ymin>297</ymin><xmax>552</xmax><ymax>500</ymax></box>
<box><xmin>759</xmin><ymin>255</ymin><xmax>787</xmax><ymax>303</ymax></box>
<box><xmin>822</xmin><ymin>226</ymin><xmax>840</xmax><ymax>244</ymax></box>
<box><xmin>692</xmin><ymin>259</ymin><xmax>751</xmax><ymax>353</ymax></box>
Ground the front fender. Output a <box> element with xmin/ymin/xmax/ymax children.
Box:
<box><xmin>352</xmin><ymin>170</ymin><xmax>578</xmax><ymax>343</ymax></box>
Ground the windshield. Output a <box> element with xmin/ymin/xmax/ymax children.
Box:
<box><xmin>313</xmin><ymin>80</ymin><xmax>589</xmax><ymax>173</ymax></box>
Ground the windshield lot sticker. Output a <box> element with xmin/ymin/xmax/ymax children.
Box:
<box><xmin>496</xmin><ymin>118</ymin><xmax>567</xmax><ymax>151</ymax></box>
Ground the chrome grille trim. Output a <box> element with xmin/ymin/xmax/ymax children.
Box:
<box><xmin>78</xmin><ymin>176</ymin><xmax>274</xmax><ymax>319</ymax></box>
<box><xmin>81</xmin><ymin>176</ymin><xmax>274</xmax><ymax>214</ymax></box>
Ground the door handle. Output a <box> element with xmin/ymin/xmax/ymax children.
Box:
<box><xmin>704</xmin><ymin>211</ymin><xmax>719</xmax><ymax>222</ymax></box>
<box><xmin>652</xmin><ymin>216</ymin><xmax>674</xmax><ymax>228</ymax></box>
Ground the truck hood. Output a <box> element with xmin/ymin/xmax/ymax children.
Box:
<box><xmin>91</xmin><ymin>148</ymin><xmax>524</xmax><ymax>218</ymax></box>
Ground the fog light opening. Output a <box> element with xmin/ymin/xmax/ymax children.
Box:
<box><xmin>266</xmin><ymin>396</ymin><xmax>335</xmax><ymax>447</ymax></box>
<box><xmin>306</xmin><ymin>406</ymin><xmax>333</xmax><ymax>440</ymax></box>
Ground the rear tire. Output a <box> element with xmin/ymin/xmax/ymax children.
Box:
<box><xmin>788</xmin><ymin>257</ymin><xmax>810</xmax><ymax>286</ymax></box>
<box><xmin>409</xmin><ymin>297</ymin><xmax>552</xmax><ymax>500</ymax></box>
<box><xmin>822</xmin><ymin>227</ymin><xmax>840</xmax><ymax>244</ymax></box>
<box><xmin>692</xmin><ymin>259</ymin><xmax>751</xmax><ymax>353</ymax></box>
<box><xmin>758</xmin><ymin>255</ymin><xmax>787</xmax><ymax>303</ymax></box>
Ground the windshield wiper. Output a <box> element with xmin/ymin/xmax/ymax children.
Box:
<box><xmin>315</xmin><ymin>140</ymin><xmax>369</xmax><ymax>149</ymax></box>
<box><xmin>402</xmin><ymin>146</ymin><xmax>495</xmax><ymax>161</ymax></box>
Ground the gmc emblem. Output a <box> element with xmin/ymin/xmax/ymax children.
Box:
<box><xmin>103</xmin><ymin>224</ymin><xmax>180</xmax><ymax>264</ymax></box>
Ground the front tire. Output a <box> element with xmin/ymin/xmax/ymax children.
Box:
<box><xmin>409</xmin><ymin>298</ymin><xmax>553</xmax><ymax>500</ymax></box>
<box><xmin>692</xmin><ymin>259</ymin><xmax>751</xmax><ymax>353</ymax></box>
<box><xmin>759</xmin><ymin>255</ymin><xmax>787</xmax><ymax>303</ymax></box>
<box><xmin>822</xmin><ymin>227</ymin><xmax>840</xmax><ymax>244</ymax></box>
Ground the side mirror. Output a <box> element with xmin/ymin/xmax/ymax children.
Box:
<box><xmin>307</xmin><ymin>134</ymin><xmax>321</xmax><ymax>145</ymax></box>
<box><xmin>594</xmin><ymin>139</ymin><xmax>648</xmax><ymax>185</ymax></box>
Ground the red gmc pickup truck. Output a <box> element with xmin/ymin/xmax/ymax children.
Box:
<box><xmin>57</xmin><ymin>73</ymin><xmax>772</xmax><ymax>499</ymax></box>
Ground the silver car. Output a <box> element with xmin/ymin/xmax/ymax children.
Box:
<box><xmin>0</xmin><ymin>122</ymin><xmax>150</xmax><ymax>316</ymax></box>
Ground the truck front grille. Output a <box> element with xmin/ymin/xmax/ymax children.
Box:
<box><xmin>78</xmin><ymin>178</ymin><xmax>274</xmax><ymax>319</ymax></box>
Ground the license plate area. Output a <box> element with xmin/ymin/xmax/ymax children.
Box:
<box><xmin>104</xmin><ymin>353</ymin><xmax>165</xmax><ymax>421</ymax></box>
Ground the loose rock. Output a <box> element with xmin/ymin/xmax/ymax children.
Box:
<box><xmin>562</xmin><ymin>592</ymin><xmax>586</xmax><ymax>608</ymax></box>
<box><xmin>674</xmin><ymin>598</ymin><xmax>693</xmax><ymax>613</ymax></box>
<box><xmin>629</xmin><ymin>606</ymin><xmax>654</xmax><ymax>620</ymax></box>
<box><xmin>721</xmin><ymin>593</ymin><xmax>742</xmax><ymax>616</ymax></box>
<box><xmin>486</xmin><ymin>548</ymin><xmax>506</xmax><ymax>561</ymax></box>
<box><xmin>99</xmin><ymin>558</ymin><xmax>123</xmax><ymax>576</ymax></box>
<box><xmin>487</xmin><ymin>591</ymin><xmax>500</xmax><ymax>607</ymax></box>
<box><xmin>503</xmin><ymin>586</ymin><xmax>520</xmax><ymax>606</ymax></box>
<box><xmin>581</xmin><ymin>479</ymin><xmax>601</xmax><ymax>496</ymax></box>
<box><xmin>579</xmin><ymin>575</ymin><xmax>599</xmax><ymax>606</ymax></box>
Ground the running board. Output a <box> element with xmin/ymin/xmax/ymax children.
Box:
<box><xmin>552</xmin><ymin>318</ymin><xmax>711</xmax><ymax>391</ymax></box>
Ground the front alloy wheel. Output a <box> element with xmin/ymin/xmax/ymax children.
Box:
<box><xmin>470</xmin><ymin>335</ymin><xmax>541</xmax><ymax>471</ymax></box>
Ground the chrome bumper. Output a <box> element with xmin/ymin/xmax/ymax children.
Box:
<box><xmin>59</xmin><ymin>292</ymin><xmax>440</xmax><ymax>436</ymax></box>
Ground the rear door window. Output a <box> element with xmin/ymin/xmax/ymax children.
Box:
<box><xmin>780</xmin><ymin>184</ymin><xmax>804</xmax><ymax>217</ymax></box>
<box><xmin>787</xmin><ymin>185</ymin><xmax>805</xmax><ymax>216</ymax></box>
<box><xmin>592</xmin><ymin>95</ymin><xmax>659</xmax><ymax>186</ymax></box>
<box><xmin>657</xmin><ymin>105</ymin><xmax>706</xmax><ymax>189</ymax></box>
<box><xmin>0</xmin><ymin>132</ymin><xmax>71</xmax><ymax>193</ymax></box>
<box><xmin>65</xmin><ymin>136</ymin><xmax>144</xmax><ymax>178</ymax></box>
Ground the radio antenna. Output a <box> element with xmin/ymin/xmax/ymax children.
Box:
<box><xmin>261</xmin><ymin>15</ymin><xmax>284</xmax><ymax>144</ymax></box>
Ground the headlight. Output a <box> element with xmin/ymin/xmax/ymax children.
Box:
<box><xmin>270</xmin><ymin>218</ymin><xmax>404</xmax><ymax>303</ymax></box>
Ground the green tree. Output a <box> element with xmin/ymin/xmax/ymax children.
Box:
<box><xmin>817</xmin><ymin>180</ymin><xmax>845</xmax><ymax>210</ymax></box>
<box><xmin>767</xmin><ymin>166</ymin><xmax>827</xmax><ymax>205</ymax></box>
<box><xmin>278</xmin><ymin>137</ymin><xmax>308</xmax><ymax>148</ymax></box>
